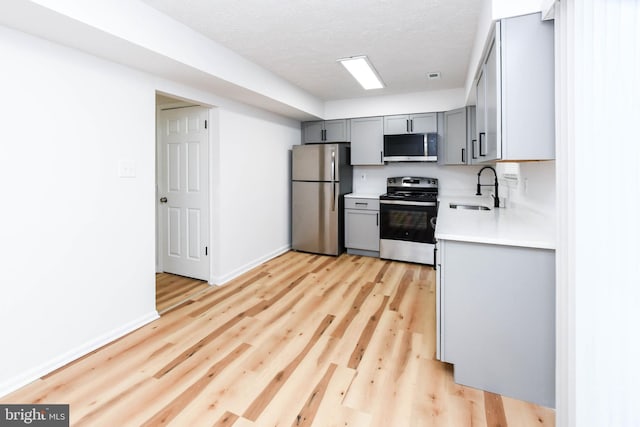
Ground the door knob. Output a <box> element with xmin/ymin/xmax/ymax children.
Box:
<box><xmin>159</xmin><ymin>197</ymin><xmax>168</xmax><ymax>203</ymax></box>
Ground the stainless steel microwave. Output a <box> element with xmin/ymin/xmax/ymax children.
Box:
<box><xmin>383</xmin><ymin>133</ymin><xmax>438</xmax><ymax>162</ymax></box>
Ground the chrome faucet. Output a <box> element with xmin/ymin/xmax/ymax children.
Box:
<box><xmin>476</xmin><ymin>166</ymin><xmax>500</xmax><ymax>208</ymax></box>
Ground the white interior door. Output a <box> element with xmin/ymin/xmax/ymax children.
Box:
<box><xmin>157</xmin><ymin>106</ymin><xmax>209</xmax><ymax>281</ymax></box>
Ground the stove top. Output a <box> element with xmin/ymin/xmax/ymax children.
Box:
<box><xmin>380</xmin><ymin>191</ymin><xmax>437</xmax><ymax>202</ymax></box>
<box><xmin>380</xmin><ymin>176</ymin><xmax>439</xmax><ymax>203</ymax></box>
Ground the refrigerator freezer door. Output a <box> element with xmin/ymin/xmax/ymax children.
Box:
<box><xmin>292</xmin><ymin>181</ymin><xmax>339</xmax><ymax>255</ymax></box>
<box><xmin>292</xmin><ymin>144</ymin><xmax>339</xmax><ymax>182</ymax></box>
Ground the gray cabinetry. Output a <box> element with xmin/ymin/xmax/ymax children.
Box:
<box><xmin>475</xmin><ymin>12</ymin><xmax>555</xmax><ymax>162</ymax></box>
<box><xmin>350</xmin><ymin>117</ymin><xmax>384</xmax><ymax>165</ymax></box>
<box><xmin>437</xmin><ymin>239</ymin><xmax>555</xmax><ymax>407</ymax></box>
<box><xmin>302</xmin><ymin>119</ymin><xmax>351</xmax><ymax>143</ymax></box>
<box><xmin>442</xmin><ymin>107</ymin><xmax>476</xmax><ymax>165</ymax></box>
<box><xmin>345</xmin><ymin>197</ymin><xmax>379</xmax><ymax>257</ymax></box>
<box><xmin>480</xmin><ymin>38</ymin><xmax>499</xmax><ymax>160</ymax></box>
<box><xmin>383</xmin><ymin>113</ymin><xmax>437</xmax><ymax>135</ymax></box>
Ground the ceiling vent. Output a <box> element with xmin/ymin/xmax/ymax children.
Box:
<box><xmin>427</xmin><ymin>72</ymin><xmax>441</xmax><ymax>80</ymax></box>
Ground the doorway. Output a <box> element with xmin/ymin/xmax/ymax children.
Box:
<box><xmin>155</xmin><ymin>272</ymin><xmax>209</xmax><ymax>313</ymax></box>
<box><xmin>155</xmin><ymin>94</ymin><xmax>211</xmax><ymax>312</ymax></box>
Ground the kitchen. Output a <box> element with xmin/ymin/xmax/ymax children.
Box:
<box><xmin>289</xmin><ymin>12</ymin><xmax>555</xmax><ymax>410</ymax></box>
<box><xmin>0</xmin><ymin>1</ymin><xmax>638</xmax><ymax>426</ymax></box>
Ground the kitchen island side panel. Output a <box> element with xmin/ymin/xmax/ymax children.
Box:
<box><xmin>441</xmin><ymin>240</ymin><xmax>555</xmax><ymax>407</ymax></box>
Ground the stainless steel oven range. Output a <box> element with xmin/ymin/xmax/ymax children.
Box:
<box><xmin>379</xmin><ymin>176</ymin><xmax>438</xmax><ymax>265</ymax></box>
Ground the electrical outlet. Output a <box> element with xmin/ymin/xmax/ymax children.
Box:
<box><xmin>118</xmin><ymin>160</ymin><xmax>136</xmax><ymax>178</ymax></box>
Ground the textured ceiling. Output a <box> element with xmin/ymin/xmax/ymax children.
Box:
<box><xmin>142</xmin><ymin>0</ymin><xmax>482</xmax><ymax>101</ymax></box>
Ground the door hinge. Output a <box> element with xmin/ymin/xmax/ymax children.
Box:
<box><xmin>204</xmin><ymin>120</ymin><xmax>207</xmax><ymax>129</ymax></box>
<box><xmin>205</xmin><ymin>246</ymin><xmax>208</xmax><ymax>256</ymax></box>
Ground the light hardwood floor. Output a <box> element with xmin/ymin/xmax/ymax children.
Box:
<box><xmin>2</xmin><ymin>252</ymin><xmax>555</xmax><ymax>426</ymax></box>
<box><xmin>156</xmin><ymin>273</ymin><xmax>210</xmax><ymax>313</ymax></box>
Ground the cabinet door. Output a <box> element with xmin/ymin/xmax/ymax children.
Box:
<box><xmin>441</xmin><ymin>240</ymin><xmax>555</xmax><ymax>407</ymax></box>
<box><xmin>474</xmin><ymin>68</ymin><xmax>486</xmax><ymax>163</ymax></box>
<box><xmin>501</xmin><ymin>13</ymin><xmax>554</xmax><ymax>160</ymax></box>
<box><xmin>435</xmin><ymin>240</ymin><xmax>444</xmax><ymax>361</ymax></box>
<box><xmin>383</xmin><ymin>115</ymin><xmax>410</xmax><ymax>134</ymax></box>
<box><xmin>483</xmin><ymin>39</ymin><xmax>500</xmax><ymax>161</ymax></box>
<box><xmin>302</xmin><ymin>121</ymin><xmax>324</xmax><ymax>143</ymax></box>
<box><xmin>410</xmin><ymin>113</ymin><xmax>437</xmax><ymax>133</ymax></box>
<box><xmin>443</xmin><ymin>108</ymin><xmax>467</xmax><ymax>165</ymax></box>
<box><xmin>467</xmin><ymin>106</ymin><xmax>477</xmax><ymax>164</ymax></box>
<box><xmin>345</xmin><ymin>209</ymin><xmax>379</xmax><ymax>251</ymax></box>
<box><xmin>324</xmin><ymin>119</ymin><xmax>350</xmax><ymax>142</ymax></box>
<box><xmin>350</xmin><ymin>117</ymin><xmax>383</xmax><ymax>165</ymax></box>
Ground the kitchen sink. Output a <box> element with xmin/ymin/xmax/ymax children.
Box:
<box><xmin>449</xmin><ymin>203</ymin><xmax>491</xmax><ymax>211</ymax></box>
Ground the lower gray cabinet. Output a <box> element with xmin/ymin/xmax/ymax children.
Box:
<box><xmin>345</xmin><ymin>197</ymin><xmax>379</xmax><ymax>257</ymax></box>
<box><xmin>438</xmin><ymin>239</ymin><xmax>555</xmax><ymax>407</ymax></box>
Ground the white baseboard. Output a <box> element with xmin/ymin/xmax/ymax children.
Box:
<box><xmin>0</xmin><ymin>311</ymin><xmax>159</xmax><ymax>398</ymax></box>
<box><xmin>212</xmin><ymin>244</ymin><xmax>291</xmax><ymax>285</ymax></box>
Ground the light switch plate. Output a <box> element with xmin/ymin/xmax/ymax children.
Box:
<box><xmin>118</xmin><ymin>160</ymin><xmax>136</xmax><ymax>178</ymax></box>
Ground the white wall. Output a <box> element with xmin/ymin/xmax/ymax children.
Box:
<box><xmin>353</xmin><ymin>164</ymin><xmax>478</xmax><ymax>196</ymax></box>
<box><xmin>213</xmin><ymin>107</ymin><xmax>299</xmax><ymax>284</ymax></box>
<box><xmin>0</xmin><ymin>24</ymin><xmax>302</xmax><ymax>396</ymax></box>
<box><xmin>0</xmin><ymin>25</ymin><xmax>157</xmax><ymax>395</ymax></box>
<box><xmin>324</xmin><ymin>88</ymin><xmax>465</xmax><ymax>120</ymax></box>
<box><xmin>497</xmin><ymin>161</ymin><xmax>556</xmax><ymax>215</ymax></box>
<box><xmin>354</xmin><ymin>161</ymin><xmax>555</xmax><ymax>218</ymax></box>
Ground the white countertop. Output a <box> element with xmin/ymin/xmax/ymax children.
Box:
<box><xmin>436</xmin><ymin>196</ymin><xmax>556</xmax><ymax>250</ymax></box>
<box><xmin>345</xmin><ymin>193</ymin><xmax>382</xmax><ymax>199</ymax></box>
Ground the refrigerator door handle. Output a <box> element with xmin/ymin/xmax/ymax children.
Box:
<box><xmin>331</xmin><ymin>150</ymin><xmax>336</xmax><ymax>181</ymax></box>
<box><xmin>331</xmin><ymin>150</ymin><xmax>336</xmax><ymax>211</ymax></box>
<box><xmin>332</xmin><ymin>182</ymin><xmax>336</xmax><ymax>211</ymax></box>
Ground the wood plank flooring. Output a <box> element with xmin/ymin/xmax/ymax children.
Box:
<box><xmin>2</xmin><ymin>252</ymin><xmax>555</xmax><ymax>426</ymax></box>
<box><xmin>156</xmin><ymin>273</ymin><xmax>210</xmax><ymax>313</ymax></box>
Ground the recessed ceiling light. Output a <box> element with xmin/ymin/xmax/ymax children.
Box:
<box><xmin>337</xmin><ymin>56</ymin><xmax>385</xmax><ymax>90</ymax></box>
<box><xmin>427</xmin><ymin>72</ymin><xmax>441</xmax><ymax>80</ymax></box>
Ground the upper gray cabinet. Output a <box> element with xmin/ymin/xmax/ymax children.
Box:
<box><xmin>442</xmin><ymin>106</ymin><xmax>476</xmax><ymax>165</ymax></box>
<box><xmin>302</xmin><ymin>119</ymin><xmax>351</xmax><ymax>143</ymax></box>
<box><xmin>383</xmin><ymin>113</ymin><xmax>437</xmax><ymax>135</ymax></box>
<box><xmin>475</xmin><ymin>12</ymin><xmax>555</xmax><ymax>162</ymax></box>
<box><xmin>350</xmin><ymin>117</ymin><xmax>384</xmax><ymax>165</ymax></box>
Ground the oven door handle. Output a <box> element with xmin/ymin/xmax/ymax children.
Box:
<box><xmin>379</xmin><ymin>200</ymin><xmax>437</xmax><ymax>207</ymax></box>
<box><xmin>433</xmin><ymin>246</ymin><xmax>437</xmax><ymax>271</ymax></box>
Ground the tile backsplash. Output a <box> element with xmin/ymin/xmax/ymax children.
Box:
<box><xmin>352</xmin><ymin>160</ymin><xmax>556</xmax><ymax>217</ymax></box>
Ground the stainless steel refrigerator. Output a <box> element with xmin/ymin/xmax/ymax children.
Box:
<box><xmin>291</xmin><ymin>143</ymin><xmax>352</xmax><ymax>256</ymax></box>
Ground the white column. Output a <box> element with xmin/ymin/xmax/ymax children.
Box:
<box><xmin>555</xmin><ymin>1</ymin><xmax>640</xmax><ymax>426</ymax></box>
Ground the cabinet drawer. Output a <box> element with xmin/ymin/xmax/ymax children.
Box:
<box><xmin>345</xmin><ymin>198</ymin><xmax>379</xmax><ymax>210</ymax></box>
